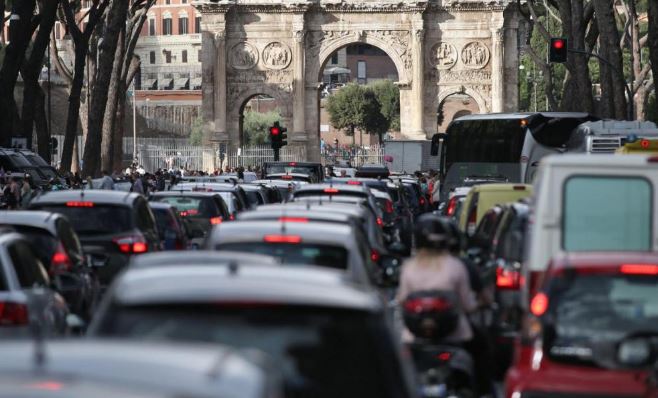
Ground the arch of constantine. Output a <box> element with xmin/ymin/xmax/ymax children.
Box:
<box><xmin>196</xmin><ymin>0</ymin><xmax>521</xmax><ymax>161</ymax></box>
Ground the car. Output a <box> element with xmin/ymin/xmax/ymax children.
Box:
<box><xmin>390</xmin><ymin>177</ymin><xmax>429</xmax><ymax>218</ymax></box>
<box><xmin>28</xmin><ymin>190</ymin><xmax>160</xmax><ymax>288</ymax></box>
<box><xmin>369</xmin><ymin>188</ymin><xmax>398</xmax><ymax>243</ymax></box>
<box><xmin>149</xmin><ymin>191</ymin><xmax>230</xmax><ymax>247</ymax></box>
<box><xmin>0</xmin><ymin>148</ymin><xmax>49</xmax><ymax>187</ymax></box>
<box><xmin>442</xmin><ymin>186</ymin><xmax>472</xmax><ymax>217</ymax></box>
<box><xmin>263</xmin><ymin>161</ymin><xmax>324</xmax><ymax>182</ymax></box>
<box><xmin>170</xmin><ymin>182</ymin><xmax>251</xmax><ymax>211</ymax></box>
<box><xmin>225</xmin><ymin>171</ymin><xmax>259</xmax><ymax>182</ymax></box>
<box><xmin>179</xmin><ymin>175</ymin><xmax>239</xmax><ymax>184</ymax></box>
<box><xmin>354</xmin><ymin>163</ymin><xmax>390</xmax><ymax>179</ymax></box>
<box><xmin>459</xmin><ymin>183</ymin><xmax>532</xmax><ymax>235</ymax></box>
<box><xmin>148</xmin><ymin>202</ymin><xmax>190</xmax><ymax>251</ymax></box>
<box><xmin>0</xmin><ymin>231</ymin><xmax>69</xmax><ymax>337</ymax></box>
<box><xmin>0</xmin><ymin>340</ymin><xmax>283</xmax><ymax>398</ymax></box>
<box><xmin>88</xmin><ymin>264</ymin><xmax>417</xmax><ymax>398</ymax></box>
<box><xmin>290</xmin><ymin>184</ymin><xmax>382</xmax><ymax>221</ymax></box>
<box><xmin>251</xmin><ymin>179</ymin><xmax>302</xmax><ymax>202</ymax></box>
<box><xmin>250</xmin><ymin>182</ymin><xmax>284</xmax><ymax>203</ymax></box>
<box><xmin>263</xmin><ymin>173</ymin><xmax>313</xmax><ymax>183</ymax></box>
<box><xmin>239</xmin><ymin>184</ymin><xmax>268</xmax><ymax>207</ymax></box>
<box><xmin>129</xmin><ymin>250</ymin><xmax>280</xmax><ymax>268</ymax></box>
<box><xmin>16</xmin><ymin>149</ymin><xmax>66</xmax><ymax>186</ymax></box>
<box><xmin>0</xmin><ymin>211</ymin><xmax>100</xmax><ymax>321</ymax></box>
<box><xmin>207</xmin><ymin>220</ymin><xmax>377</xmax><ymax>286</ymax></box>
<box><xmin>505</xmin><ymin>252</ymin><xmax>658</xmax><ymax>398</ymax></box>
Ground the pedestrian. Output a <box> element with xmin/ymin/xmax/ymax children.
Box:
<box><xmin>99</xmin><ymin>170</ymin><xmax>115</xmax><ymax>190</ymax></box>
<box><xmin>6</xmin><ymin>177</ymin><xmax>20</xmax><ymax>210</ymax></box>
<box><xmin>132</xmin><ymin>173</ymin><xmax>144</xmax><ymax>195</ymax></box>
<box><xmin>20</xmin><ymin>176</ymin><xmax>32</xmax><ymax>208</ymax></box>
<box><xmin>156</xmin><ymin>172</ymin><xmax>165</xmax><ymax>191</ymax></box>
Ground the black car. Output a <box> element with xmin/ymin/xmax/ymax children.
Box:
<box><xmin>28</xmin><ymin>190</ymin><xmax>160</xmax><ymax>288</ymax></box>
<box><xmin>0</xmin><ymin>211</ymin><xmax>100</xmax><ymax>321</ymax></box>
<box><xmin>263</xmin><ymin>161</ymin><xmax>325</xmax><ymax>182</ymax></box>
<box><xmin>239</xmin><ymin>184</ymin><xmax>268</xmax><ymax>207</ymax></box>
<box><xmin>17</xmin><ymin>149</ymin><xmax>66</xmax><ymax>186</ymax></box>
<box><xmin>148</xmin><ymin>202</ymin><xmax>190</xmax><ymax>251</ymax></box>
<box><xmin>89</xmin><ymin>264</ymin><xmax>417</xmax><ymax>398</ymax></box>
<box><xmin>0</xmin><ymin>148</ymin><xmax>48</xmax><ymax>187</ymax></box>
<box><xmin>149</xmin><ymin>191</ymin><xmax>230</xmax><ymax>246</ymax></box>
<box><xmin>171</xmin><ymin>182</ymin><xmax>251</xmax><ymax>211</ymax></box>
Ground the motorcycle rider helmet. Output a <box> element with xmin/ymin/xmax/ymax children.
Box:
<box><xmin>414</xmin><ymin>213</ymin><xmax>458</xmax><ymax>251</ymax></box>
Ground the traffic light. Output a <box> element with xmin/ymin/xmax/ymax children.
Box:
<box><xmin>549</xmin><ymin>38</ymin><xmax>568</xmax><ymax>63</ymax></box>
<box><xmin>269</xmin><ymin>121</ymin><xmax>288</xmax><ymax>149</ymax></box>
<box><xmin>280</xmin><ymin>125</ymin><xmax>288</xmax><ymax>148</ymax></box>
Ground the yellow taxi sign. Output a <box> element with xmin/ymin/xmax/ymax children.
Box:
<box><xmin>616</xmin><ymin>138</ymin><xmax>658</xmax><ymax>154</ymax></box>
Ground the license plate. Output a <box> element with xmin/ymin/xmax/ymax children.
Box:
<box><xmin>87</xmin><ymin>255</ymin><xmax>107</xmax><ymax>267</ymax></box>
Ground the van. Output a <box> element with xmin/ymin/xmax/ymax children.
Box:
<box><xmin>525</xmin><ymin>154</ymin><xmax>658</xmax><ymax>303</ymax></box>
<box><xmin>458</xmin><ymin>183</ymin><xmax>532</xmax><ymax>235</ymax></box>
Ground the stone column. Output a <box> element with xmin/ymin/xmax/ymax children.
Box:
<box><xmin>490</xmin><ymin>27</ymin><xmax>504</xmax><ymax>112</ymax></box>
<box><xmin>201</xmin><ymin>27</ymin><xmax>217</xmax><ymax>141</ymax></box>
<box><xmin>292</xmin><ymin>27</ymin><xmax>306</xmax><ymax>141</ymax></box>
<box><xmin>410</xmin><ymin>26</ymin><xmax>425</xmax><ymax>139</ymax></box>
<box><xmin>213</xmin><ymin>31</ymin><xmax>228</xmax><ymax>141</ymax></box>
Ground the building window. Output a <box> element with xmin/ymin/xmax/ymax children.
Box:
<box><xmin>357</xmin><ymin>61</ymin><xmax>366</xmax><ymax>80</ymax></box>
<box><xmin>181</xmin><ymin>0</ymin><xmax>187</xmax><ymax>3</ymax></box>
<box><xmin>149</xmin><ymin>51</ymin><xmax>156</xmax><ymax>64</ymax></box>
<box><xmin>163</xmin><ymin>17</ymin><xmax>172</xmax><ymax>35</ymax></box>
<box><xmin>165</xmin><ymin>0</ymin><xmax>170</xmax><ymax>4</ymax></box>
<box><xmin>178</xmin><ymin>16</ymin><xmax>188</xmax><ymax>34</ymax></box>
<box><xmin>195</xmin><ymin>16</ymin><xmax>201</xmax><ymax>33</ymax></box>
<box><xmin>331</xmin><ymin>53</ymin><xmax>338</xmax><ymax>64</ymax></box>
<box><xmin>148</xmin><ymin>19</ymin><xmax>156</xmax><ymax>36</ymax></box>
<box><xmin>164</xmin><ymin>50</ymin><xmax>172</xmax><ymax>63</ymax></box>
<box><xmin>182</xmin><ymin>50</ymin><xmax>187</xmax><ymax>63</ymax></box>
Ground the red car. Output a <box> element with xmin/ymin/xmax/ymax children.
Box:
<box><xmin>505</xmin><ymin>252</ymin><xmax>658</xmax><ymax>398</ymax></box>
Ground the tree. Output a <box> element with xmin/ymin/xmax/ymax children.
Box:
<box><xmin>242</xmin><ymin>109</ymin><xmax>281</xmax><ymax>145</ymax></box>
<box><xmin>369</xmin><ymin>80</ymin><xmax>400</xmax><ymax>132</ymax></box>
<box><xmin>649</xmin><ymin>0</ymin><xmax>658</xmax><ymax>101</ymax></box>
<box><xmin>190</xmin><ymin>115</ymin><xmax>204</xmax><ymax>145</ymax></box>
<box><xmin>82</xmin><ymin>0</ymin><xmax>129</xmax><ymax>177</ymax></box>
<box><xmin>326</xmin><ymin>83</ymin><xmax>388</xmax><ymax>145</ymax></box>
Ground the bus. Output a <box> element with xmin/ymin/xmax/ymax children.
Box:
<box><xmin>436</xmin><ymin>112</ymin><xmax>598</xmax><ymax>202</ymax></box>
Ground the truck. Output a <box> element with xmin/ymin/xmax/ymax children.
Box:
<box><xmin>383</xmin><ymin>140</ymin><xmax>440</xmax><ymax>173</ymax></box>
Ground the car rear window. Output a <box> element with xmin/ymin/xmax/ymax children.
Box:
<box><xmin>218</xmin><ymin>242</ymin><xmax>348</xmax><ymax>269</ymax></box>
<box><xmin>563</xmin><ymin>176</ymin><xmax>652</xmax><ymax>251</ymax></box>
<box><xmin>295</xmin><ymin>190</ymin><xmax>367</xmax><ymax>200</ymax></box>
<box><xmin>244</xmin><ymin>190</ymin><xmax>263</xmax><ymax>207</ymax></box>
<box><xmin>95</xmin><ymin>304</ymin><xmax>396</xmax><ymax>398</ymax></box>
<box><xmin>34</xmin><ymin>205</ymin><xmax>133</xmax><ymax>235</ymax></box>
<box><xmin>546</xmin><ymin>270</ymin><xmax>658</xmax><ymax>364</ymax></box>
<box><xmin>5</xmin><ymin>226</ymin><xmax>57</xmax><ymax>265</ymax></box>
<box><xmin>153</xmin><ymin>197</ymin><xmax>219</xmax><ymax>218</ymax></box>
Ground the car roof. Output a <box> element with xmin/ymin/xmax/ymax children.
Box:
<box><xmin>29</xmin><ymin>190</ymin><xmax>140</xmax><ymax>206</ymax></box>
<box><xmin>470</xmin><ymin>183</ymin><xmax>532</xmax><ymax>192</ymax></box>
<box><xmin>369</xmin><ymin>189</ymin><xmax>392</xmax><ymax>200</ymax></box>
<box><xmin>239</xmin><ymin>184</ymin><xmax>265</xmax><ymax>191</ymax></box>
<box><xmin>210</xmin><ymin>220</ymin><xmax>354</xmax><ymax>245</ymax></box>
<box><xmin>130</xmin><ymin>251</ymin><xmax>280</xmax><ymax>268</ymax></box>
<box><xmin>0</xmin><ymin>340</ymin><xmax>270</xmax><ymax>398</ymax></box>
<box><xmin>147</xmin><ymin>202</ymin><xmax>174</xmax><ymax>210</ymax></box>
<box><xmin>542</xmin><ymin>153</ymin><xmax>658</xmax><ymax>167</ymax></box>
<box><xmin>110</xmin><ymin>265</ymin><xmax>380</xmax><ymax>310</ymax></box>
<box><xmin>237</xmin><ymin>208</ymin><xmax>354</xmax><ymax>223</ymax></box>
<box><xmin>550</xmin><ymin>252</ymin><xmax>658</xmax><ymax>272</ymax></box>
<box><xmin>0</xmin><ymin>211</ymin><xmax>60</xmax><ymax>232</ymax></box>
<box><xmin>295</xmin><ymin>184</ymin><xmax>369</xmax><ymax>193</ymax></box>
<box><xmin>150</xmin><ymin>191</ymin><xmax>221</xmax><ymax>198</ymax></box>
<box><xmin>265</xmin><ymin>202</ymin><xmax>369</xmax><ymax>217</ymax></box>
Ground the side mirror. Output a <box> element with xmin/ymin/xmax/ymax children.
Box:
<box><xmin>378</xmin><ymin>255</ymin><xmax>401</xmax><ymax>287</ymax></box>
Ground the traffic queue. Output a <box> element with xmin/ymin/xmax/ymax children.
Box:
<box><xmin>0</xmin><ymin>149</ymin><xmax>656</xmax><ymax>398</ymax></box>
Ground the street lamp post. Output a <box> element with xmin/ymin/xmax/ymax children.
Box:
<box><xmin>132</xmin><ymin>81</ymin><xmax>137</xmax><ymax>162</ymax></box>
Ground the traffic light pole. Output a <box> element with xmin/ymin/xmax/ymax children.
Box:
<box><xmin>568</xmin><ymin>49</ymin><xmax>634</xmax><ymax>121</ymax></box>
<box><xmin>274</xmin><ymin>147</ymin><xmax>280</xmax><ymax>162</ymax></box>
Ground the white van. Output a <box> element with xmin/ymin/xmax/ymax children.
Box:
<box><xmin>525</xmin><ymin>154</ymin><xmax>658</xmax><ymax>300</ymax></box>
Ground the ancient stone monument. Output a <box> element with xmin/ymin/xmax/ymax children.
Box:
<box><xmin>195</xmin><ymin>0</ymin><xmax>520</xmax><ymax>161</ymax></box>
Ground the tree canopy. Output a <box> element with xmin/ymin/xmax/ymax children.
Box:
<box><xmin>326</xmin><ymin>83</ymin><xmax>391</xmax><ymax>143</ymax></box>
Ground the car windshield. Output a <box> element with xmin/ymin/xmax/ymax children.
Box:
<box><xmin>23</xmin><ymin>153</ymin><xmax>49</xmax><ymax>167</ymax></box>
<box><xmin>95</xmin><ymin>304</ymin><xmax>396</xmax><ymax>398</ymax></box>
<box><xmin>33</xmin><ymin>205</ymin><xmax>132</xmax><ymax>235</ymax></box>
<box><xmin>547</xmin><ymin>270</ymin><xmax>658</xmax><ymax>364</ymax></box>
<box><xmin>218</xmin><ymin>242</ymin><xmax>348</xmax><ymax>269</ymax></box>
<box><xmin>153</xmin><ymin>197</ymin><xmax>218</xmax><ymax>218</ymax></box>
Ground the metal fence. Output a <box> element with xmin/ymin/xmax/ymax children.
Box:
<box><xmin>321</xmin><ymin>145</ymin><xmax>385</xmax><ymax>167</ymax></box>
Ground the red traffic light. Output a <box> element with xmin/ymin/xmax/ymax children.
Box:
<box><xmin>552</xmin><ymin>39</ymin><xmax>565</xmax><ymax>50</ymax></box>
<box><xmin>270</xmin><ymin>127</ymin><xmax>280</xmax><ymax>136</ymax></box>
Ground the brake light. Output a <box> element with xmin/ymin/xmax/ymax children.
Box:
<box><xmin>376</xmin><ymin>217</ymin><xmax>384</xmax><ymax>227</ymax></box>
<box><xmin>66</xmin><ymin>201</ymin><xmax>94</xmax><ymax>207</ymax></box>
<box><xmin>288</xmin><ymin>162</ymin><xmax>297</xmax><ymax>166</ymax></box>
<box><xmin>0</xmin><ymin>301</ymin><xmax>29</xmax><ymax>326</ymax></box>
<box><xmin>385</xmin><ymin>200</ymin><xmax>394</xmax><ymax>214</ymax></box>
<box><xmin>371</xmin><ymin>249</ymin><xmax>380</xmax><ymax>262</ymax></box>
<box><xmin>620</xmin><ymin>264</ymin><xmax>658</xmax><ymax>275</ymax></box>
<box><xmin>281</xmin><ymin>175</ymin><xmax>293</xmax><ymax>180</ymax></box>
<box><xmin>496</xmin><ymin>267</ymin><xmax>524</xmax><ymax>290</ymax></box>
<box><xmin>347</xmin><ymin>180</ymin><xmax>362</xmax><ymax>185</ymax></box>
<box><xmin>51</xmin><ymin>243</ymin><xmax>72</xmax><ymax>274</ymax></box>
<box><xmin>404</xmin><ymin>297</ymin><xmax>452</xmax><ymax>313</ymax></box>
<box><xmin>513</xmin><ymin>185</ymin><xmax>526</xmax><ymax>191</ymax></box>
<box><xmin>324</xmin><ymin>188</ymin><xmax>339</xmax><ymax>193</ymax></box>
<box><xmin>28</xmin><ymin>381</ymin><xmax>63</xmax><ymax>391</ymax></box>
<box><xmin>419</xmin><ymin>196</ymin><xmax>426</xmax><ymax>206</ymax></box>
<box><xmin>437</xmin><ymin>352</ymin><xmax>452</xmax><ymax>362</ymax></box>
<box><xmin>446</xmin><ymin>197</ymin><xmax>458</xmax><ymax>216</ymax></box>
<box><xmin>210</xmin><ymin>216</ymin><xmax>223</xmax><ymax>225</ymax></box>
<box><xmin>279</xmin><ymin>217</ymin><xmax>308</xmax><ymax>223</ymax></box>
<box><xmin>229</xmin><ymin>214</ymin><xmax>235</xmax><ymax>221</ymax></box>
<box><xmin>530</xmin><ymin>292</ymin><xmax>549</xmax><ymax>316</ymax></box>
<box><xmin>113</xmin><ymin>235</ymin><xmax>148</xmax><ymax>254</ymax></box>
<box><xmin>263</xmin><ymin>235</ymin><xmax>302</xmax><ymax>243</ymax></box>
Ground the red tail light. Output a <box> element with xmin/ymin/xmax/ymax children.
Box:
<box><xmin>403</xmin><ymin>297</ymin><xmax>452</xmax><ymax>313</ymax></box>
<box><xmin>419</xmin><ymin>196</ymin><xmax>426</xmax><ymax>206</ymax></box>
<box><xmin>347</xmin><ymin>180</ymin><xmax>362</xmax><ymax>185</ymax></box>
<box><xmin>324</xmin><ymin>188</ymin><xmax>339</xmax><ymax>193</ymax></box>
<box><xmin>513</xmin><ymin>185</ymin><xmax>527</xmax><ymax>191</ymax></box>
<box><xmin>66</xmin><ymin>201</ymin><xmax>94</xmax><ymax>207</ymax></box>
<box><xmin>446</xmin><ymin>197</ymin><xmax>458</xmax><ymax>216</ymax></box>
<box><xmin>229</xmin><ymin>214</ymin><xmax>235</xmax><ymax>221</ymax></box>
<box><xmin>437</xmin><ymin>352</ymin><xmax>452</xmax><ymax>362</ymax></box>
<box><xmin>288</xmin><ymin>162</ymin><xmax>297</xmax><ymax>166</ymax></box>
<box><xmin>385</xmin><ymin>200</ymin><xmax>394</xmax><ymax>214</ymax></box>
<box><xmin>113</xmin><ymin>235</ymin><xmax>148</xmax><ymax>254</ymax></box>
<box><xmin>620</xmin><ymin>264</ymin><xmax>658</xmax><ymax>275</ymax></box>
<box><xmin>263</xmin><ymin>235</ymin><xmax>302</xmax><ymax>243</ymax></box>
<box><xmin>281</xmin><ymin>175</ymin><xmax>293</xmax><ymax>180</ymax></box>
<box><xmin>0</xmin><ymin>302</ymin><xmax>29</xmax><ymax>326</ymax></box>
<box><xmin>278</xmin><ymin>217</ymin><xmax>308</xmax><ymax>223</ymax></box>
<box><xmin>210</xmin><ymin>216</ymin><xmax>223</xmax><ymax>225</ymax></box>
<box><xmin>530</xmin><ymin>292</ymin><xmax>549</xmax><ymax>316</ymax></box>
<box><xmin>496</xmin><ymin>267</ymin><xmax>524</xmax><ymax>290</ymax></box>
<box><xmin>376</xmin><ymin>217</ymin><xmax>384</xmax><ymax>227</ymax></box>
<box><xmin>50</xmin><ymin>243</ymin><xmax>72</xmax><ymax>274</ymax></box>
<box><xmin>370</xmin><ymin>249</ymin><xmax>380</xmax><ymax>262</ymax></box>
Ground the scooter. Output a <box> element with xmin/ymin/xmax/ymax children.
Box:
<box><xmin>402</xmin><ymin>290</ymin><xmax>476</xmax><ymax>398</ymax></box>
